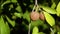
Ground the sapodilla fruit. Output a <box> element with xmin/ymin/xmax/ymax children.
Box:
<box><xmin>30</xmin><ymin>11</ymin><xmax>39</xmax><ymax>21</ymax></box>
<box><xmin>39</xmin><ymin>12</ymin><xmax>45</xmax><ymax>21</ymax></box>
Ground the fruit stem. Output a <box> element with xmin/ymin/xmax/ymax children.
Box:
<box><xmin>32</xmin><ymin>5</ymin><xmax>36</xmax><ymax>12</ymax></box>
<box><xmin>35</xmin><ymin>0</ymin><xmax>38</xmax><ymax>5</ymax></box>
<box><xmin>50</xmin><ymin>28</ymin><xmax>54</xmax><ymax>34</ymax></box>
<box><xmin>35</xmin><ymin>5</ymin><xmax>39</xmax><ymax>12</ymax></box>
<box><xmin>28</xmin><ymin>23</ymin><xmax>31</xmax><ymax>34</ymax></box>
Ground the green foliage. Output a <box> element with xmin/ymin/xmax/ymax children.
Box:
<box><xmin>57</xmin><ymin>32</ymin><xmax>60</xmax><ymax>34</ymax></box>
<box><xmin>41</xmin><ymin>5</ymin><xmax>56</xmax><ymax>14</ymax></box>
<box><xmin>43</xmin><ymin>12</ymin><xmax>55</xmax><ymax>26</ymax></box>
<box><xmin>1</xmin><ymin>1</ymin><xmax>11</xmax><ymax>9</ymax></box>
<box><xmin>31</xmin><ymin>20</ymin><xmax>44</xmax><ymax>27</ymax></box>
<box><xmin>16</xmin><ymin>5</ymin><xmax>22</xmax><ymax>12</ymax></box>
<box><xmin>14</xmin><ymin>12</ymin><xmax>22</xmax><ymax>18</ymax></box>
<box><xmin>39</xmin><ymin>32</ymin><xmax>45</xmax><ymax>34</ymax></box>
<box><xmin>23</xmin><ymin>10</ymin><xmax>30</xmax><ymax>22</ymax></box>
<box><xmin>0</xmin><ymin>0</ymin><xmax>60</xmax><ymax>34</ymax></box>
<box><xmin>51</xmin><ymin>2</ymin><xmax>56</xmax><ymax>9</ymax></box>
<box><xmin>56</xmin><ymin>2</ymin><xmax>60</xmax><ymax>16</ymax></box>
<box><xmin>32</xmin><ymin>26</ymin><xmax>38</xmax><ymax>34</ymax></box>
<box><xmin>11</xmin><ymin>0</ymin><xmax>17</xmax><ymax>3</ymax></box>
<box><xmin>6</xmin><ymin>16</ymin><xmax>15</xmax><ymax>27</ymax></box>
<box><xmin>0</xmin><ymin>16</ymin><xmax>10</xmax><ymax>34</ymax></box>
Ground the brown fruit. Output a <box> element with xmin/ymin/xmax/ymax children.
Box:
<box><xmin>30</xmin><ymin>11</ymin><xmax>39</xmax><ymax>21</ymax></box>
<box><xmin>39</xmin><ymin>12</ymin><xmax>45</xmax><ymax>21</ymax></box>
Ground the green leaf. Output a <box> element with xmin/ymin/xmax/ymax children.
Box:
<box><xmin>14</xmin><ymin>12</ymin><xmax>22</xmax><ymax>18</ymax></box>
<box><xmin>11</xmin><ymin>0</ymin><xmax>17</xmax><ymax>3</ymax></box>
<box><xmin>31</xmin><ymin>20</ymin><xmax>44</xmax><ymax>26</ymax></box>
<box><xmin>1</xmin><ymin>1</ymin><xmax>11</xmax><ymax>9</ymax></box>
<box><xmin>51</xmin><ymin>2</ymin><xmax>56</xmax><ymax>9</ymax></box>
<box><xmin>6</xmin><ymin>16</ymin><xmax>15</xmax><ymax>27</ymax></box>
<box><xmin>16</xmin><ymin>5</ymin><xmax>22</xmax><ymax>12</ymax></box>
<box><xmin>39</xmin><ymin>32</ymin><xmax>45</xmax><ymax>34</ymax></box>
<box><xmin>0</xmin><ymin>16</ymin><xmax>10</xmax><ymax>34</ymax></box>
<box><xmin>43</xmin><ymin>12</ymin><xmax>55</xmax><ymax>26</ymax></box>
<box><xmin>56</xmin><ymin>2</ymin><xmax>60</xmax><ymax>16</ymax></box>
<box><xmin>23</xmin><ymin>10</ymin><xmax>30</xmax><ymax>22</ymax></box>
<box><xmin>9</xmin><ymin>4</ymin><xmax>13</xmax><ymax>11</ymax></box>
<box><xmin>32</xmin><ymin>26</ymin><xmax>38</xmax><ymax>34</ymax></box>
<box><xmin>30</xmin><ymin>20</ymin><xmax>44</xmax><ymax>30</ymax></box>
<box><xmin>41</xmin><ymin>5</ymin><xmax>56</xmax><ymax>14</ymax></box>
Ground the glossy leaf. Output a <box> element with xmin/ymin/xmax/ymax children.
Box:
<box><xmin>0</xmin><ymin>16</ymin><xmax>10</xmax><ymax>34</ymax></box>
<box><xmin>16</xmin><ymin>5</ymin><xmax>22</xmax><ymax>12</ymax></box>
<box><xmin>43</xmin><ymin>12</ymin><xmax>55</xmax><ymax>26</ymax></box>
<box><xmin>14</xmin><ymin>12</ymin><xmax>22</xmax><ymax>18</ymax></box>
<box><xmin>51</xmin><ymin>2</ymin><xmax>56</xmax><ymax>9</ymax></box>
<box><xmin>6</xmin><ymin>16</ymin><xmax>15</xmax><ymax>27</ymax></box>
<box><xmin>56</xmin><ymin>2</ymin><xmax>60</xmax><ymax>16</ymax></box>
<box><xmin>41</xmin><ymin>5</ymin><xmax>56</xmax><ymax>14</ymax></box>
<box><xmin>32</xmin><ymin>26</ymin><xmax>38</xmax><ymax>34</ymax></box>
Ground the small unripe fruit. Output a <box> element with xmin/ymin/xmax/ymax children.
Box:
<box><xmin>30</xmin><ymin>11</ymin><xmax>39</xmax><ymax>21</ymax></box>
<box><xmin>39</xmin><ymin>12</ymin><xmax>45</xmax><ymax>21</ymax></box>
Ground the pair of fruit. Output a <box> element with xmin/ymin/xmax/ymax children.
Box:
<box><xmin>30</xmin><ymin>11</ymin><xmax>45</xmax><ymax>21</ymax></box>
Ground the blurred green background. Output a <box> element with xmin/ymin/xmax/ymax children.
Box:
<box><xmin>0</xmin><ymin>0</ymin><xmax>60</xmax><ymax>34</ymax></box>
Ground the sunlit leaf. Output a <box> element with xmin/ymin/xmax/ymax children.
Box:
<box><xmin>16</xmin><ymin>5</ymin><xmax>22</xmax><ymax>12</ymax></box>
<box><xmin>6</xmin><ymin>16</ymin><xmax>15</xmax><ymax>27</ymax></box>
<box><xmin>51</xmin><ymin>2</ymin><xmax>56</xmax><ymax>9</ymax></box>
<box><xmin>41</xmin><ymin>5</ymin><xmax>56</xmax><ymax>14</ymax></box>
<box><xmin>14</xmin><ymin>12</ymin><xmax>22</xmax><ymax>18</ymax></box>
<box><xmin>9</xmin><ymin>4</ymin><xmax>13</xmax><ymax>11</ymax></box>
<box><xmin>11</xmin><ymin>0</ymin><xmax>17</xmax><ymax>3</ymax></box>
<box><xmin>32</xmin><ymin>26</ymin><xmax>38</xmax><ymax>34</ymax></box>
<box><xmin>23</xmin><ymin>10</ymin><xmax>30</xmax><ymax>22</ymax></box>
<box><xmin>43</xmin><ymin>12</ymin><xmax>55</xmax><ymax>26</ymax></box>
<box><xmin>39</xmin><ymin>32</ymin><xmax>45</xmax><ymax>34</ymax></box>
<box><xmin>56</xmin><ymin>2</ymin><xmax>60</xmax><ymax>16</ymax></box>
<box><xmin>0</xmin><ymin>16</ymin><xmax>10</xmax><ymax>34</ymax></box>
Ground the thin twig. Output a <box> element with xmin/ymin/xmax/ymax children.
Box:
<box><xmin>28</xmin><ymin>24</ymin><xmax>31</xmax><ymax>34</ymax></box>
<box><xmin>35</xmin><ymin>0</ymin><xmax>37</xmax><ymax>5</ymax></box>
<box><xmin>28</xmin><ymin>0</ymin><xmax>38</xmax><ymax>34</ymax></box>
<box><xmin>50</xmin><ymin>28</ymin><xmax>54</xmax><ymax>34</ymax></box>
<box><xmin>32</xmin><ymin>5</ymin><xmax>36</xmax><ymax>12</ymax></box>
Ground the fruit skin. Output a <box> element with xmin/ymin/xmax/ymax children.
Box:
<box><xmin>39</xmin><ymin>12</ymin><xmax>45</xmax><ymax>21</ymax></box>
<box><xmin>30</xmin><ymin>11</ymin><xmax>39</xmax><ymax>21</ymax></box>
